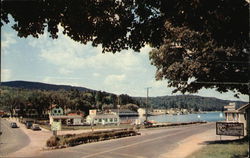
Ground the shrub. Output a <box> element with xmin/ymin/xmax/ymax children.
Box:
<box><xmin>46</xmin><ymin>136</ymin><xmax>60</xmax><ymax>147</ymax></box>
<box><xmin>47</xmin><ymin>129</ymin><xmax>140</xmax><ymax>148</ymax></box>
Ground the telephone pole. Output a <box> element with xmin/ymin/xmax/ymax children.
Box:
<box><xmin>145</xmin><ymin>87</ymin><xmax>152</xmax><ymax>122</ymax></box>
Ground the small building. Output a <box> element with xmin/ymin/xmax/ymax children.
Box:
<box><xmin>151</xmin><ymin>109</ymin><xmax>167</xmax><ymax>115</ymax></box>
<box><xmin>48</xmin><ymin>105</ymin><xmax>84</xmax><ymax>125</ymax></box>
<box><xmin>67</xmin><ymin>110</ymin><xmax>84</xmax><ymax>117</ymax></box>
<box><xmin>111</xmin><ymin>109</ymin><xmax>139</xmax><ymax>117</ymax></box>
<box><xmin>50</xmin><ymin>115</ymin><xmax>84</xmax><ymax>126</ymax></box>
<box><xmin>224</xmin><ymin>103</ymin><xmax>250</xmax><ymax>136</ymax></box>
<box><xmin>86</xmin><ymin>109</ymin><xmax>119</xmax><ymax>125</ymax></box>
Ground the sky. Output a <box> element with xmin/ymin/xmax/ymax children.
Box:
<box><xmin>1</xmin><ymin>21</ymin><xmax>249</xmax><ymax>102</ymax></box>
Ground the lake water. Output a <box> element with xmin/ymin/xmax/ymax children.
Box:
<box><xmin>120</xmin><ymin>112</ymin><xmax>225</xmax><ymax>123</ymax></box>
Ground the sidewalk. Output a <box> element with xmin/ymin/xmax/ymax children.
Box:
<box><xmin>159</xmin><ymin>127</ymin><xmax>239</xmax><ymax>158</ymax></box>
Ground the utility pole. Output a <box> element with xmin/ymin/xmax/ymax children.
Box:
<box><xmin>145</xmin><ymin>87</ymin><xmax>152</xmax><ymax>122</ymax></box>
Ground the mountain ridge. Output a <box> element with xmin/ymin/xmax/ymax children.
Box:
<box><xmin>1</xmin><ymin>80</ymin><xmax>247</xmax><ymax>111</ymax></box>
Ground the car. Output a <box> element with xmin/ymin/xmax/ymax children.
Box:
<box><xmin>143</xmin><ymin>120</ymin><xmax>153</xmax><ymax>126</ymax></box>
<box><xmin>10</xmin><ymin>122</ymin><xmax>18</xmax><ymax>128</ymax></box>
<box><xmin>25</xmin><ymin>121</ymin><xmax>33</xmax><ymax>129</ymax></box>
<box><xmin>31</xmin><ymin>124</ymin><xmax>41</xmax><ymax>131</ymax></box>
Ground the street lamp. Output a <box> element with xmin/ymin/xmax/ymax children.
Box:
<box><xmin>145</xmin><ymin>87</ymin><xmax>152</xmax><ymax>122</ymax></box>
<box><xmin>117</xmin><ymin>104</ymin><xmax>120</xmax><ymax>126</ymax></box>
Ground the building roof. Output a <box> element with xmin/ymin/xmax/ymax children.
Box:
<box><xmin>224</xmin><ymin>103</ymin><xmax>250</xmax><ymax>113</ymax></box>
<box><xmin>51</xmin><ymin>115</ymin><xmax>83</xmax><ymax>119</ymax></box>
<box><xmin>111</xmin><ymin>109</ymin><xmax>138</xmax><ymax>114</ymax></box>
<box><xmin>88</xmin><ymin>114</ymin><xmax>119</xmax><ymax>119</ymax></box>
<box><xmin>237</xmin><ymin>103</ymin><xmax>250</xmax><ymax>112</ymax></box>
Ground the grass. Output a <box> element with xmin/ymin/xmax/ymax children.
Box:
<box><xmin>188</xmin><ymin>136</ymin><xmax>249</xmax><ymax>158</ymax></box>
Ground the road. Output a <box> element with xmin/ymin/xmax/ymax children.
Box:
<box><xmin>0</xmin><ymin>118</ymin><xmax>30</xmax><ymax>157</ymax></box>
<box><xmin>38</xmin><ymin>123</ymin><xmax>215</xmax><ymax>158</ymax></box>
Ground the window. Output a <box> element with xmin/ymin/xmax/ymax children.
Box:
<box><xmin>58</xmin><ymin>110</ymin><xmax>61</xmax><ymax>113</ymax></box>
<box><xmin>109</xmin><ymin>118</ymin><xmax>113</xmax><ymax>122</ymax></box>
<box><xmin>104</xmin><ymin>118</ymin><xmax>108</xmax><ymax>122</ymax></box>
<box><xmin>114</xmin><ymin>118</ymin><xmax>117</xmax><ymax>122</ymax></box>
<box><xmin>54</xmin><ymin>110</ymin><xmax>57</xmax><ymax>113</ymax></box>
<box><xmin>99</xmin><ymin>119</ymin><xmax>102</xmax><ymax>122</ymax></box>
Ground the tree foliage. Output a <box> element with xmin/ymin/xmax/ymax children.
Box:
<box><xmin>134</xmin><ymin>95</ymin><xmax>247</xmax><ymax>111</ymax></box>
<box><xmin>1</xmin><ymin>0</ymin><xmax>249</xmax><ymax>95</ymax></box>
<box><xmin>0</xmin><ymin>86</ymin><xmax>140</xmax><ymax>117</ymax></box>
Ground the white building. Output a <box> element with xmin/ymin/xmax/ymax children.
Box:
<box><xmin>86</xmin><ymin>109</ymin><xmax>119</xmax><ymax>125</ymax></box>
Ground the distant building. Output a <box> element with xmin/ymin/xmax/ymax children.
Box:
<box><xmin>111</xmin><ymin>109</ymin><xmax>139</xmax><ymax>117</ymax></box>
<box><xmin>86</xmin><ymin>109</ymin><xmax>119</xmax><ymax>125</ymax></box>
<box><xmin>151</xmin><ymin>109</ymin><xmax>167</xmax><ymax>115</ymax></box>
<box><xmin>48</xmin><ymin>105</ymin><xmax>84</xmax><ymax>125</ymax></box>
<box><xmin>50</xmin><ymin>115</ymin><xmax>84</xmax><ymax>126</ymax></box>
<box><xmin>67</xmin><ymin>110</ymin><xmax>84</xmax><ymax>117</ymax></box>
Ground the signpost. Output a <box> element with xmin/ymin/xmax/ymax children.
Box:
<box><xmin>51</xmin><ymin>121</ymin><xmax>62</xmax><ymax>136</ymax></box>
<box><xmin>216</xmin><ymin>122</ymin><xmax>244</xmax><ymax>137</ymax></box>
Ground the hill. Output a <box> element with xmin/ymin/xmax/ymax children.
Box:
<box><xmin>134</xmin><ymin>95</ymin><xmax>247</xmax><ymax>111</ymax></box>
<box><xmin>1</xmin><ymin>80</ymin><xmax>93</xmax><ymax>92</ymax></box>
<box><xmin>1</xmin><ymin>81</ymin><xmax>247</xmax><ymax>111</ymax></box>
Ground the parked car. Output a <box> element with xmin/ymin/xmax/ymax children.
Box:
<box><xmin>143</xmin><ymin>120</ymin><xmax>153</xmax><ymax>126</ymax></box>
<box><xmin>25</xmin><ymin>121</ymin><xmax>33</xmax><ymax>129</ymax></box>
<box><xmin>10</xmin><ymin>122</ymin><xmax>18</xmax><ymax>128</ymax></box>
<box><xmin>31</xmin><ymin>124</ymin><xmax>41</xmax><ymax>131</ymax></box>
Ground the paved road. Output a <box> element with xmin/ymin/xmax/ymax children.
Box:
<box><xmin>38</xmin><ymin>123</ymin><xmax>215</xmax><ymax>158</ymax></box>
<box><xmin>0</xmin><ymin>118</ymin><xmax>30</xmax><ymax>157</ymax></box>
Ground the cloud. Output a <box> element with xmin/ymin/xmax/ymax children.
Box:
<box><xmin>28</xmin><ymin>25</ymin><xmax>152</xmax><ymax>74</ymax></box>
<box><xmin>1</xmin><ymin>69</ymin><xmax>12</xmax><ymax>81</ymax></box>
<box><xmin>1</xmin><ymin>31</ymin><xmax>17</xmax><ymax>53</ymax></box>
<box><xmin>93</xmin><ymin>73</ymin><xmax>100</xmax><ymax>77</ymax></box>
<box><xmin>104</xmin><ymin>74</ymin><xmax>126</xmax><ymax>85</ymax></box>
<box><xmin>58</xmin><ymin>68</ymin><xmax>72</xmax><ymax>75</ymax></box>
<box><xmin>42</xmin><ymin>76</ymin><xmax>82</xmax><ymax>87</ymax></box>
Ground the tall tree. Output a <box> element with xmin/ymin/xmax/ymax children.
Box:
<box><xmin>1</xmin><ymin>0</ymin><xmax>249</xmax><ymax>95</ymax></box>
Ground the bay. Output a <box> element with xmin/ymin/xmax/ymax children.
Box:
<box><xmin>120</xmin><ymin>112</ymin><xmax>225</xmax><ymax>123</ymax></box>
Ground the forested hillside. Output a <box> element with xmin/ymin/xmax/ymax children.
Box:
<box><xmin>134</xmin><ymin>95</ymin><xmax>247</xmax><ymax>111</ymax></box>
<box><xmin>1</xmin><ymin>81</ymin><xmax>93</xmax><ymax>92</ymax></box>
<box><xmin>1</xmin><ymin>81</ymin><xmax>247</xmax><ymax>114</ymax></box>
<box><xmin>0</xmin><ymin>86</ymin><xmax>139</xmax><ymax>116</ymax></box>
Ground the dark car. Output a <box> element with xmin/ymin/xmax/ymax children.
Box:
<box><xmin>10</xmin><ymin>122</ymin><xmax>18</xmax><ymax>128</ymax></box>
<box><xmin>31</xmin><ymin>124</ymin><xmax>41</xmax><ymax>131</ymax></box>
<box><xmin>25</xmin><ymin>121</ymin><xmax>33</xmax><ymax>129</ymax></box>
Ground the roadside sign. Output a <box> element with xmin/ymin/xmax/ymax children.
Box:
<box><xmin>216</xmin><ymin>122</ymin><xmax>244</xmax><ymax>136</ymax></box>
<box><xmin>51</xmin><ymin>121</ymin><xmax>61</xmax><ymax>131</ymax></box>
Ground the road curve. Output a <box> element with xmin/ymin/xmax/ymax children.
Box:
<box><xmin>0</xmin><ymin>118</ymin><xmax>30</xmax><ymax>157</ymax></box>
<box><xmin>38</xmin><ymin>123</ymin><xmax>216</xmax><ymax>158</ymax></box>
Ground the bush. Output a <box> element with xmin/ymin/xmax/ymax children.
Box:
<box><xmin>46</xmin><ymin>129</ymin><xmax>140</xmax><ymax>148</ymax></box>
<box><xmin>46</xmin><ymin>136</ymin><xmax>60</xmax><ymax>147</ymax></box>
<box><xmin>64</xmin><ymin>129</ymin><xmax>139</xmax><ymax>146</ymax></box>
